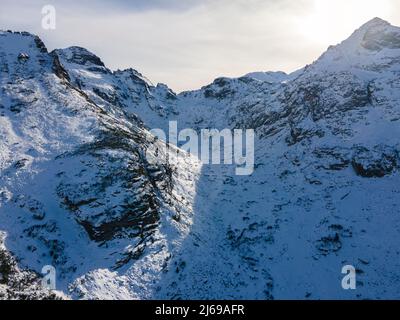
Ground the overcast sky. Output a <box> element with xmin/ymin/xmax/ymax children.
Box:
<box><xmin>1</xmin><ymin>0</ymin><xmax>400</xmax><ymax>92</ymax></box>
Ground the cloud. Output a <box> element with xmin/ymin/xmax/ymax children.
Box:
<box><xmin>1</xmin><ymin>0</ymin><xmax>400</xmax><ymax>92</ymax></box>
<box><xmin>95</xmin><ymin>0</ymin><xmax>207</xmax><ymax>12</ymax></box>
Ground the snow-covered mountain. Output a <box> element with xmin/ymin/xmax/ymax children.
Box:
<box><xmin>1</xmin><ymin>17</ymin><xmax>400</xmax><ymax>299</ymax></box>
<box><xmin>0</xmin><ymin>30</ymin><xmax>201</xmax><ymax>299</ymax></box>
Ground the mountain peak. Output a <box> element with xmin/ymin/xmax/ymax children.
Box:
<box><xmin>54</xmin><ymin>46</ymin><xmax>105</xmax><ymax>67</ymax></box>
<box><xmin>356</xmin><ymin>17</ymin><xmax>400</xmax><ymax>51</ymax></box>
<box><xmin>337</xmin><ymin>17</ymin><xmax>396</xmax><ymax>49</ymax></box>
<box><xmin>360</xmin><ymin>17</ymin><xmax>391</xmax><ymax>29</ymax></box>
<box><xmin>308</xmin><ymin>18</ymin><xmax>400</xmax><ymax>74</ymax></box>
<box><xmin>244</xmin><ymin>71</ymin><xmax>288</xmax><ymax>83</ymax></box>
<box><xmin>347</xmin><ymin>17</ymin><xmax>395</xmax><ymax>46</ymax></box>
<box><xmin>0</xmin><ymin>30</ymin><xmax>48</xmax><ymax>54</ymax></box>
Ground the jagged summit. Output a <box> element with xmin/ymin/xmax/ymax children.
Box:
<box><xmin>302</xmin><ymin>17</ymin><xmax>400</xmax><ymax>75</ymax></box>
<box><xmin>207</xmin><ymin>18</ymin><xmax>400</xmax><ymax>86</ymax></box>
<box><xmin>360</xmin><ymin>17</ymin><xmax>391</xmax><ymax>29</ymax></box>
<box><xmin>0</xmin><ymin>30</ymin><xmax>46</xmax><ymax>54</ymax></box>
<box><xmin>337</xmin><ymin>17</ymin><xmax>399</xmax><ymax>51</ymax></box>
<box><xmin>1</xmin><ymin>18</ymin><xmax>400</xmax><ymax>300</ymax></box>
<box><xmin>54</xmin><ymin>46</ymin><xmax>106</xmax><ymax>67</ymax></box>
<box><xmin>0</xmin><ymin>30</ymin><xmax>36</xmax><ymax>37</ymax></box>
<box><xmin>114</xmin><ymin>67</ymin><xmax>154</xmax><ymax>87</ymax></box>
<box><xmin>244</xmin><ymin>71</ymin><xmax>289</xmax><ymax>83</ymax></box>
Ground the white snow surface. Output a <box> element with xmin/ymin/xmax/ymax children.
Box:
<box><xmin>1</xmin><ymin>18</ymin><xmax>400</xmax><ymax>299</ymax></box>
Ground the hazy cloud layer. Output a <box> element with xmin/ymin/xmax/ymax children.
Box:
<box><xmin>1</xmin><ymin>0</ymin><xmax>400</xmax><ymax>91</ymax></box>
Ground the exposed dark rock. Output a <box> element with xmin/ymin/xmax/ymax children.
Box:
<box><xmin>34</xmin><ymin>36</ymin><xmax>48</xmax><ymax>53</ymax></box>
<box><xmin>51</xmin><ymin>52</ymin><xmax>71</xmax><ymax>82</ymax></box>
<box><xmin>0</xmin><ymin>246</ymin><xmax>61</xmax><ymax>300</ymax></box>
<box><xmin>316</xmin><ymin>233</ymin><xmax>342</xmax><ymax>255</ymax></box>
<box><xmin>17</xmin><ymin>53</ymin><xmax>29</xmax><ymax>62</ymax></box>
<box><xmin>352</xmin><ymin>146</ymin><xmax>399</xmax><ymax>177</ymax></box>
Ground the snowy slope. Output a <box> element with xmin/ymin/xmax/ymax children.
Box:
<box><xmin>1</xmin><ymin>17</ymin><xmax>400</xmax><ymax>299</ymax></box>
<box><xmin>151</xmin><ymin>18</ymin><xmax>400</xmax><ymax>299</ymax></box>
<box><xmin>244</xmin><ymin>71</ymin><xmax>290</xmax><ymax>83</ymax></box>
<box><xmin>0</xmin><ymin>31</ymin><xmax>201</xmax><ymax>299</ymax></box>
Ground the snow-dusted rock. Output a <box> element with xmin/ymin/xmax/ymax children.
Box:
<box><xmin>1</xmin><ymin>18</ymin><xmax>400</xmax><ymax>299</ymax></box>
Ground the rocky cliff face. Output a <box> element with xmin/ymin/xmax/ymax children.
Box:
<box><xmin>1</xmin><ymin>18</ymin><xmax>400</xmax><ymax>299</ymax></box>
<box><xmin>0</xmin><ymin>30</ymin><xmax>200</xmax><ymax>299</ymax></box>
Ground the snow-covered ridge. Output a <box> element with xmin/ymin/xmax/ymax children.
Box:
<box><xmin>243</xmin><ymin>71</ymin><xmax>289</xmax><ymax>83</ymax></box>
<box><xmin>1</xmin><ymin>18</ymin><xmax>400</xmax><ymax>299</ymax></box>
<box><xmin>309</xmin><ymin>17</ymin><xmax>400</xmax><ymax>75</ymax></box>
<box><xmin>0</xmin><ymin>29</ymin><xmax>201</xmax><ymax>299</ymax></box>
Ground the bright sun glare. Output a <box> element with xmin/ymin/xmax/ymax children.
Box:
<box><xmin>301</xmin><ymin>0</ymin><xmax>393</xmax><ymax>46</ymax></box>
